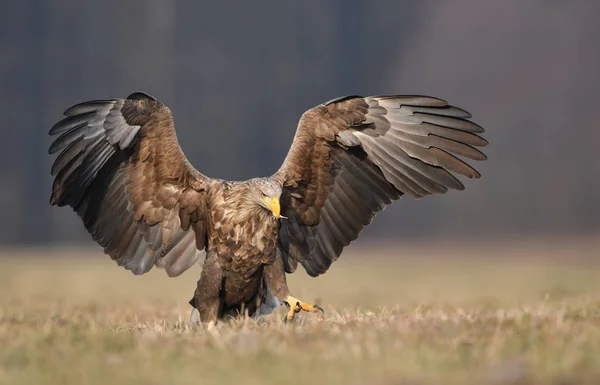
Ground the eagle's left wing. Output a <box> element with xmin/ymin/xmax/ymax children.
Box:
<box><xmin>273</xmin><ymin>95</ymin><xmax>488</xmax><ymax>277</ymax></box>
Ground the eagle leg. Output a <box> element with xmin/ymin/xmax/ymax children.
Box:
<box><xmin>263</xmin><ymin>251</ymin><xmax>324</xmax><ymax>322</ymax></box>
<box><xmin>189</xmin><ymin>253</ymin><xmax>224</xmax><ymax>324</ymax></box>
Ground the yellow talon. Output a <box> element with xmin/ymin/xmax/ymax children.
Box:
<box><xmin>284</xmin><ymin>295</ymin><xmax>324</xmax><ymax>322</ymax></box>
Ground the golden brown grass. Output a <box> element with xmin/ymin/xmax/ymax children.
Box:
<box><xmin>1</xmin><ymin>238</ymin><xmax>600</xmax><ymax>385</ymax></box>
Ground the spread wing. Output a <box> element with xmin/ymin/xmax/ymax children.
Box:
<box><xmin>274</xmin><ymin>95</ymin><xmax>488</xmax><ymax>277</ymax></box>
<box><xmin>49</xmin><ymin>92</ymin><xmax>211</xmax><ymax>277</ymax></box>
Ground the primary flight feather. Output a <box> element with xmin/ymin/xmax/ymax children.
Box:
<box><xmin>49</xmin><ymin>92</ymin><xmax>487</xmax><ymax>322</ymax></box>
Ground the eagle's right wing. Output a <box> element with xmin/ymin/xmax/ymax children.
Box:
<box><xmin>49</xmin><ymin>92</ymin><xmax>211</xmax><ymax>277</ymax></box>
<box><xmin>274</xmin><ymin>95</ymin><xmax>488</xmax><ymax>277</ymax></box>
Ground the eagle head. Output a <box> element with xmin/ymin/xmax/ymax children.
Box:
<box><xmin>251</xmin><ymin>178</ymin><xmax>282</xmax><ymax>219</ymax></box>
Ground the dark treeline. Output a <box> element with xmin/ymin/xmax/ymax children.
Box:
<box><xmin>1</xmin><ymin>1</ymin><xmax>598</xmax><ymax>245</ymax></box>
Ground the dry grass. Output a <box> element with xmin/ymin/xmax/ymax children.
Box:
<box><xmin>1</xmin><ymin>238</ymin><xmax>600</xmax><ymax>385</ymax></box>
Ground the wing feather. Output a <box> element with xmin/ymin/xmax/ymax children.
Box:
<box><xmin>274</xmin><ymin>95</ymin><xmax>487</xmax><ymax>276</ymax></box>
<box><xmin>49</xmin><ymin>92</ymin><xmax>211</xmax><ymax>276</ymax></box>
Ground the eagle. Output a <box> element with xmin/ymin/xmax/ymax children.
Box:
<box><xmin>48</xmin><ymin>92</ymin><xmax>487</xmax><ymax>323</ymax></box>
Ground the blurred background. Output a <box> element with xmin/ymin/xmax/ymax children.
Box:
<box><xmin>1</xmin><ymin>0</ymin><xmax>599</xmax><ymax>247</ymax></box>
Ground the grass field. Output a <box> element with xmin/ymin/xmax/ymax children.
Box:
<box><xmin>1</xmin><ymin>238</ymin><xmax>599</xmax><ymax>385</ymax></box>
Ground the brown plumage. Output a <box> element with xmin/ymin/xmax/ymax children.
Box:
<box><xmin>48</xmin><ymin>91</ymin><xmax>488</xmax><ymax>323</ymax></box>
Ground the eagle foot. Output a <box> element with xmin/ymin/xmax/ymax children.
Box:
<box><xmin>283</xmin><ymin>295</ymin><xmax>324</xmax><ymax>322</ymax></box>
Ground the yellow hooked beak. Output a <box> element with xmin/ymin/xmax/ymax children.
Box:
<box><xmin>261</xmin><ymin>196</ymin><xmax>280</xmax><ymax>219</ymax></box>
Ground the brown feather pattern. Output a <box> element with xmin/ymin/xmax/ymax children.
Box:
<box><xmin>204</xmin><ymin>180</ymin><xmax>280</xmax><ymax>306</ymax></box>
<box><xmin>49</xmin><ymin>92</ymin><xmax>209</xmax><ymax>276</ymax></box>
<box><xmin>275</xmin><ymin>95</ymin><xmax>488</xmax><ymax>276</ymax></box>
<box><xmin>48</xmin><ymin>91</ymin><xmax>487</xmax><ymax>319</ymax></box>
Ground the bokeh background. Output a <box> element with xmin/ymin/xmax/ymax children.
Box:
<box><xmin>1</xmin><ymin>0</ymin><xmax>599</xmax><ymax>247</ymax></box>
<box><xmin>2</xmin><ymin>4</ymin><xmax>600</xmax><ymax>383</ymax></box>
